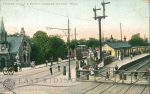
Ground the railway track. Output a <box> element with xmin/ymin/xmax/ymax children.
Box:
<box><xmin>81</xmin><ymin>81</ymin><xmax>150</xmax><ymax>94</ymax></box>
<box><xmin>124</xmin><ymin>58</ymin><xmax>150</xmax><ymax>71</ymax></box>
<box><xmin>81</xmin><ymin>57</ymin><xmax>150</xmax><ymax>94</ymax></box>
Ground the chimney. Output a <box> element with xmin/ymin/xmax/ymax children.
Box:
<box><xmin>20</xmin><ymin>27</ymin><xmax>25</xmax><ymax>36</ymax></box>
<box><xmin>110</xmin><ymin>35</ymin><xmax>113</xmax><ymax>42</ymax></box>
<box><xmin>124</xmin><ymin>36</ymin><xmax>126</xmax><ymax>42</ymax></box>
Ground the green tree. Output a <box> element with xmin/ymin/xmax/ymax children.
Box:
<box><xmin>78</xmin><ymin>39</ymin><xmax>87</xmax><ymax>45</ymax></box>
<box><xmin>48</xmin><ymin>35</ymin><xmax>67</xmax><ymax>61</ymax></box>
<box><xmin>70</xmin><ymin>39</ymin><xmax>78</xmax><ymax>50</ymax></box>
<box><xmin>129</xmin><ymin>33</ymin><xmax>146</xmax><ymax>46</ymax></box>
<box><xmin>87</xmin><ymin>38</ymin><xmax>99</xmax><ymax>48</ymax></box>
<box><xmin>31</xmin><ymin>31</ymin><xmax>49</xmax><ymax>64</ymax></box>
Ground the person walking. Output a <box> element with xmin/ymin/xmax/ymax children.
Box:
<box><xmin>115</xmin><ymin>64</ymin><xmax>118</xmax><ymax>74</ymax></box>
<box><xmin>115</xmin><ymin>64</ymin><xmax>118</xmax><ymax>71</ymax></box>
<box><xmin>134</xmin><ymin>71</ymin><xmax>138</xmax><ymax>80</ymax></box>
<box><xmin>130</xmin><ymin>54</ymin><xmax>133</xmax><ymax>59</ymax></box>
<box><xmin>58</xmin><ymin>63</ymin><xmax>60</xmax><ymax>72</ymax></box>
<box><xmin>46</xmin><ymin>60</ymin><xmax>48</xmax><ymax>67</ymax></box>
<box><xmin>105</xmin><ymin>71</ymin><xmax>110</xmax><ymax>80</ymax></box>
<box><xmin>49</xmin><ymin>65</ymin><xmax>53</xmax><ymax>75</ymax></box>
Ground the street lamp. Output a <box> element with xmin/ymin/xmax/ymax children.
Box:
<box><xmin>46</xmin><ymin>18</ymin><xmax>71</xmax><ymax>80</ymax></box>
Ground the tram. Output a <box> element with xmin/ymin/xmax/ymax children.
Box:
<box><xmin>76</xmin><ymin>45</ymin><xmax>89</xmax><ymax>60</ymax></box>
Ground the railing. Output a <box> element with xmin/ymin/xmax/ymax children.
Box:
<box><xmin>76</xmin><ymin>68</ymin><xmax>150</xmax><ymax>85</ymax></box>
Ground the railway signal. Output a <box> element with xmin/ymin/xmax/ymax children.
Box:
<box><xmin>93</xmin><ymin>0</ymin><xmax>110</xmax><ymax>62</ymax></box>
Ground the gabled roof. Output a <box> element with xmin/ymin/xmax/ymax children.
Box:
<box><xmin>0</xmin><ymin>17</ymin><xmax>6</xmax><ymax>34</ymax></box>
<box><xmin>105</xmin><ymin>42</ymin><xmax>132</xmax><ymax>49</ymax></box>
<box><xmin>7</xmin><ymin>36</ymin><xmax>24</xmax><ymax>53</ymax></box>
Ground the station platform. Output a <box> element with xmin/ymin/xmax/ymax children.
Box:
<box><xmin>86</xmin><ymin>53</ymin><xmax>150</xmax><ymax>84</ymax></box>
<box><xmin>105</xmin><ymin>53</ymin><xmax>149</xmax><ymax>69</ymax></box>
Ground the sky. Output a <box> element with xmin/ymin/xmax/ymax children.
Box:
<box><xmin>0</xmin><ymin>0</ymin><xmax>149</xmax><ymax>41</ymax></box>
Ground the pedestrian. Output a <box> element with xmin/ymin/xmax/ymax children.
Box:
<box><xmin>89</xmin><ymin>66</ymin><xmax>94</xmax><ymax>76</ymax></box>
<box><xmin>18</xmin><ymin>63</ymin><xmax>22</xmax><ymax>71</ymax></box>
<box><xmin>58</xmin><ymin>63</ymin><xmax>60</xmax><ymax>72</ymax></box>
<box><xmin>115</xmin><ymin>64</ymin><xmax>118</xmax><ymax>71</ymax></box>
<box><xmin>115</xmin><ymin>65</ymin><xmax>118</xmax><ymax>74</ymax></box>
<box><xmin>134</xmin><ymin>71</ymin><xmax>138</xmax><ymax>80</ymax></box>
<box><xmin>46</xmin><ymin>60</ymin><xmax>48</xmax><ymax>67</ymax></box>
<box><xmin>130</xmin><ymin>54</ymin><xmax>133</xmax><ymax>59</ymax></box>
<box><xmin>105</xmin><ymin>71</ymin><xmax>110</xmax><ymax>80</ymax></box>
<box><xmin>49</xmin><ymin>65</ymin><xmax>53</xmax><ymax>75</ymax></box>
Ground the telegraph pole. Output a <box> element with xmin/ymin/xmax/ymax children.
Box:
<box><xmin>93</xmin><ymin>0</ymin><xmax>110</xmax><ymax>62</ymax></box>
<box><xmin>68</xmin><ymin>18</ymin><xmax>71</xmax><ymax>80</ymax></box>
<box><xmin>46</xmin><ymin>18</ymin><xmax>71</xmax><ymax>80</ymax></box>
<box><xmin>75</xmin><ymin>28</ymin><xmax>77</xmax><ymax>40</ymax></box>
<box><xmin>120</xmin><ymin>23</ymin><xmax>122</xmax><ymax>41</ymax></box>
<box><xmin>149</xmin><ymin>0</ymin><xmax>150</xmax><ymax>42</ymax></box>
<box><xmin>0</xmin><ymin>0</ymin><xmax>2</xmax><ymax>15</ymax></box>
<box><xmin>74</xmin><ymin>27</ymin><xmax>77</xmax><ymax>60</ymax></box>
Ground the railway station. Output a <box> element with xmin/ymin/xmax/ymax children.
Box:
<box><xmin>77</xmin><ymin>53</ymin><xmax>150</xmax><ymax>81</ymax></box>
<box><xmin>0</xmin><ymin>0</ymin><xmax>149</xmax><ymax>93</ymax></box>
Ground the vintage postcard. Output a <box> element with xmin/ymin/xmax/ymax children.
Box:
<box><xmin>0</xmin><ymin>0</ymin><xmax>149</xmax><ymax>94</ymax></box>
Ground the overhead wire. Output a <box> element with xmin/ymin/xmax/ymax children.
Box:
<box><xmin>26</xmin><ymin>4</ymin><xmax>94</xmax><ymax>22</ymax></box>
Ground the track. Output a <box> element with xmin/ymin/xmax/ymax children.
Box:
<box><xmin>124</xmin><ymin>57</ymin><xmax>150</xmax><ymax>71</ymax></box>
<box><xmin>80</xmin><ymin>57</ymin><xmax>150</xmax><ymax>94</ymax></box>
<box><xmin>80</xmin><ymin>82</ymin><xmax>150</xmax><ymax>94</ymax></box>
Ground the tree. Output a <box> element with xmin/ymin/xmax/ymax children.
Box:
<box><xmin>78</xmin><ymin>39</ymin><xmax>87</xmax><ymax>45</ymax></box>
<box><xmin>48</xmin><ymin>35</ymin><xmax>67</xmax><ymax>61</ymax></box>
<box><xmin>87</xmin><ymin>38</ymin><xmax>99</xmax><ymax>48</ymax></box>
<box><xmin>31</xmin><ymin>31</ymin><xmax>50</xmax><ymax>64</ymax></box>
<box><xmin>129</xmin><ymin>33</ymin><xmax>147</xmax><ymax>46</ymax></box>
<box><xmin>30</xmin><ymin>31</ymin><xmax>67</xmax><ymax>64</ymax></box>
<box><xmin>70</xmin><ymin>39</ymin><xmax>78</xmax><ymax>50</ymax></box>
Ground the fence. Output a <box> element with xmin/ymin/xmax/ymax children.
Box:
<box><xmin>76</xmin><ymin>67</ymin><xmax>150</xmax><ymax>84</ymax></box>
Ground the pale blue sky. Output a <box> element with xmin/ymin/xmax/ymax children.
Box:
<box><xmin>0</xmin><ymin>0</ymin><xmax>149</xmax><ymax>41</ymax></box>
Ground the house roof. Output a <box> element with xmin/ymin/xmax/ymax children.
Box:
<box><xmin>0</xmin><ymin>17</ymin><xmax>6</xmax><ymax>34</ymax></box>
<box><xmin>7</xmin><ymin>36</ymin><xmax>23</xmax><ymax>53</ymax></box>
<box><xmin>106</xmin><ymin>42</ymin><xmax>132</xmax><ymax>49</ymax></box>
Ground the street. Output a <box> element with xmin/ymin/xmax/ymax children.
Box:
<box><xmin>0</xmin><ymin>60</ymin><xmax>78</xmax><ymax>94</ymax></box>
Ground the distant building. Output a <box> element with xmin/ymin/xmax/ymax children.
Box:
<box><xmin>0</xmin><ymin>18</ymin><xmax>31</xmax><ymax>70</ymax></box>
<box><xmin>102</xmin><ymin>42</ymin><xmax>132</xmax><ymax>60</ymax></box>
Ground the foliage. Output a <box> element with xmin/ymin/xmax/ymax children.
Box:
<box><xmin>30</xmin><ymin>31</ymin><xmax>67</xmax><ymax>64</ymax></box>
<box><xmin>70</xmin><ymin>39</ymin><xmax>78</xmax><ymax>50</ymax></box>
<box><xmin>31</xmin><ymin>31</ymin><xmax>49</xmax><ymax>64</ymax></box>
<box><xmin>48</xmin><ymin>35</ymin><xmax>67</xmax><ymax>61</ymax></box>
<box><xmin>129</xmin><ymin>33</ymin><xmax>147</xmax><ymax>46</ymax></box>
<box><xmin>86</xmin><ymin>38</ymin><xmax>99</xmax><ymax>48</ymax></box>
<box><xmin>78</xmin><ymin>39</ymin><xmax>87</xmax><ymax>45</ymax></box>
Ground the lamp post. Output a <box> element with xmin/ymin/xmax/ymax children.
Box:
<box><xmin>15</xmin><ymin>53</ymin><xmax>20</xmax><ymax>72</ymax></box>
<box><xmin>46</xmin><ymin>18</ymin><xmax>71</xmax><ymax>80</ymax></box>
<box><xmin>68</xmin><ymin>18</ymin><xmax>71</xmax><ymax>80</ymax></box>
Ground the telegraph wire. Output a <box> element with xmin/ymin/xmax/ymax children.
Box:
<box><xmin>25</xmin><ymin>4</ymin><xmax>95</xmax><ymax>23</ymax></box>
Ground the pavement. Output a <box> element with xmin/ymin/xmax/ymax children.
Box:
<box><xmin>0</xmin><ymin>60</ymin><xmax>78</xmax><ymax>94</ymax></box>
<box><xmin>0</xmin><ymin>59</ymin><xmax>71</xmax><ymax>76</ymax></box>
<box><xmin>105</xmin><ymin>53</ymin><xmax>149</xmax><ymax>68</ymax></box>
